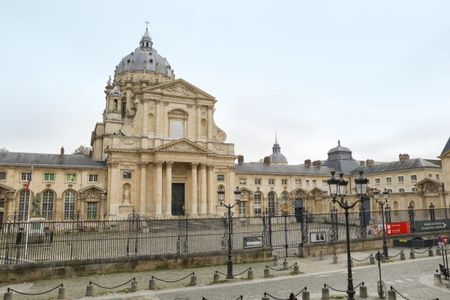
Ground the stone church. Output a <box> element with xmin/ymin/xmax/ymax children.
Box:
<box><xmin>0</xmin><ymin>28</ymin><xmax>449</xmax><ymax>222</ymax></box>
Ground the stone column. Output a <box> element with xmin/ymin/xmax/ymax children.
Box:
<box><xmin>165</xmin><ymin>161</ymin><xmax>173</xmax><ymax>217</ymax></box>
<box><xmin>99</xmin><ymin>194</ymin><xmax>106</xmax><ymax>220</ymax></box>
<box><xmin>207</xmin><ymin>165</ymin><xmax>215</xmax><ymax>215</ymax></box>
<box><xmin>154</xmin><ymin>101</ymin><xmax>162</xmax><ymax>146</ymax></box>
<box><xmin>191</xmin><ymin>163</ymin><xmax>198</xmax><ymax>216</ymax></box>
<box><xmin>200</xmin><ymin>164</ymin><xmax>207</xmax><ymax>215</ymax></box>
<box><xmin>207</xmin><ymin>106</ymin><xmax>213</xmax><ymax>140</ymax></box>
<box><xmin>141</xmin><ymin>101</ymin><xmax>148</xmax><ymax>148</ymax></box>
<box><xmin>154</xmin><ymin>162</ymin><xmax>163</xmax><ymax>216</ymax></box>
<box><xmin>55</xmin><ymin>196</ymin><xmax>63</xmax><ymax>221</ymax></box>
<box><xmin>139</xmin><ymin>162</ymin><xmax>148</xmax><ymax>215</ymax></box>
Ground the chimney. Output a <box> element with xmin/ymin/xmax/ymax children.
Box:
<box><xmin>60</xmin><ymin>146</ymin><xmax>65</xmax><ymax>157</ymax></box>
<box><xmin>263</xmin><ymin>156</ymin><xmax>271</xmax><ymax>165</ymax></box>
<box><xmin>312</xmin><ymin>160</ymin><xmax>321</xmax><ymax>168</ymax></box>
<box><xmin>366</xmin><ymin>159</ymin><xmax>374</xmax><ymax>167</ymax></box>
<box><xmin>304</xmin><ymin>159</ymin><xmax>311</xmax><ymax>168</ymax></box>
<box><xmin>359</xmin><ymin>160</ymin><xmax>365</xmax><ymax>166</ymax></box>
<box><xmin>237</xmin><ymin>155</ymin><xmax>244</xmax><ymax>165</ymax></box>
<box><xmin>399</xmin><ymin>153</ymin><xmax>410</xmax><ymax>161</ymax></box>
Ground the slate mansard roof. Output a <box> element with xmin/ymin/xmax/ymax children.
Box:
<box><xmin>235</xmin><ymin>162</ymin><xmax>333</xmax><ymax>176</ymax></box>
<box><xmin>0</xmin><ymin>152</ymin><xmax>106</xmax><ymax>169</ymax></box>
<box><xmin>352</xmin><ymin>158</ymin><xmax>441</xmax><ymax>175</ymax></box>
<box><xmin>441</xmin><ymin>136</ymin><xmax>450</xmax><ymax>157</ymax></box>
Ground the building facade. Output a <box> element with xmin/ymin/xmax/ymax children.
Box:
<box><xmin>0</xmin><ymin>28</ymin><xmax>449</xmax><ymax>221</ymax></box>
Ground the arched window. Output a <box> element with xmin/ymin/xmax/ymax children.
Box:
<box><xmin>254</xmin><ymin>192</ymin><xmax>262</xmax><ymax>216</ymax></box>
<box><xmin>168</xmin><ymin>109</ymin><xmax>188</xmax><ymax>139</ymax></box>
<box><xmin>64</xmin><ymin>191</ymin><xmax>76</xmax><ymax>220</ymax></box>
<box><xmin>42</xmin><ymin>191</ymin><xmax>54</xmax><ymax>220</ymax></box>
<box><xmin>393</xmin><ymin>201</ymin><xmax>399</xmax><ymax>216</ymax></box>
<box><xmin>268</xmin><ymin>192</ymin><xmax>276</xmax><ymax>216</ymax></box>
<box><xmin>18</xmin><ymin>190</ymin><xmax>30</xmax><ymax>221</ymax></box>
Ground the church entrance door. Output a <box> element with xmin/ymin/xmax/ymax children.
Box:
<box><xmin>172</xmin><ymin>183</ymin><xmax>185</xmax><ymax>216</ymax></box>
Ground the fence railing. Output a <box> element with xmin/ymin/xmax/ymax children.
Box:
<box><xmin>0</xmin><ymin>208</ymin><xmax>446</xmax><ymax>265</ymax></box>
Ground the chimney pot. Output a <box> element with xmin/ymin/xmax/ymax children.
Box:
<box><xmin>263</xmin><ymin>156</ymin><xmax>271</xmax><ymax>165</ymax></box>
<box><xmin>312</xmin><ymin>160</ymin><xmax>321</xmax><ymax>168</ymax></box>
<box><xmin>304</xmin><ymin>159</ymin><xmax>311</xmax><ymax>168</ymax></box>
<box><xmin>366</xmin><ymin>159</ymin><xmax>374</xmax><ymax>167</ymax></box>
<box><xmin>399</xmin><ymin>153</ymin><xmax>410</xmax><ymax>161</ymax></box>
<box><xmin>60</xmin><ymin>146</ymin><xmax>65</xmax><ymax>157</ymax></box>
<box><xmin>238</xmin><ymin>155</ymin><xmax>244</xmax><ymax>165</ymax></box>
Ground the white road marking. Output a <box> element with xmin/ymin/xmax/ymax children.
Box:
<box><xmin>395</xmin><ymin>279</ymin><xmax>404</xmax><ymax>283</ymax></box>
<box><xmin>406</xmin><ymin>278</ymin><xmax>414</xmax><ymax>282</ymax></box>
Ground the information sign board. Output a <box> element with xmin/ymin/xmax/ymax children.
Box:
<box><xmin>385</xmin><ymin>222</ymin><xmax>410</xmax><ymax>235</ymax></box>
<box><xmin>414</xmin><ymin>220</ymin><xmax>450</xmax><ymax>232</ymax></box>
<box><xmin>243</xmin><ymin>236</ymin><xmax>263</xmax><ymax>249</ymax></box>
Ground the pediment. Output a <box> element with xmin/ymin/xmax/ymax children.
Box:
<box><xmin>156</xmin><ymin>139</ymin><xmax>210</xmax><ymax>154</ymax></box>
<box><xmin>0</xmin><ymin>183</ymin><xmax>15</xmax><ymax>193</ymax></box>
<box><xmin>143</xmin><ymin>79</ymin><xmax>215</xmax><ymax>100</ymax></box>
<box><xmin>79</xmin><ymin>185</ymin><xmax>106</xmax><ymax>194</ymax></box>
<box><xmin>414</xmin><ymin>177</ymin><xmax>443</xmax><ymax>193</ymax></box>
<box><xmin>414</xmin><ymin>177</ymin><xmax>442</xmax><ymax>187</ymax></box>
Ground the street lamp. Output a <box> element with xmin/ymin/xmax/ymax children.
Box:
<box><xmin>327</xmin><ymin>170</ymin><xmax>368</xmax><ymax>300</ymax></box>
<box><xmin>218</xmin><ymin>186</ymin><xmax>242</xmax><ymax>279</ymax></box>
<box><xmin>373</xmin><ymin>188</ymin><xmax>389</xmax><ymax>258</ymax></box>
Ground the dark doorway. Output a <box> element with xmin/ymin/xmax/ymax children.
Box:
<box><xmin>172</xmin><ymin>183</ymin><xmax>185</xmax><ymax>216</ymax></box>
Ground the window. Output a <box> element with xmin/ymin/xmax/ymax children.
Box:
<box><xmin>42</xmin><ymin>191</ymin><xmax>54</xmax><ymax>220</ymax></box>
<box><xmin>295</xmin><ymin>179</ymin><xmax>301</xmax><ymax>185</ymax></box>
<box><xmin>322</xmin><ymin>180</ymin><xmax>328</xmax><ymax>186</ymax></box>
<box><xmin>18</xmin><ymin>191</ymin><xmax>30</xmax><ymax>221</ymax></box>
<box><xmin>122</xmin><ymin>171</ymin><xmax>132</xmax><ymax>179</ymax></box>
<box><xmin>282</xmin><ymin>179</ymin><xmax>288</xmax><ymax>185</ymax></box>
<box><xmin>428</xmin><ymin>174</ymin><xmax>432</xmax><ymax>178</ymax></box>
<box><xmin>313</xmin><ymin>180</ymin><xmax>317</xmax><ymax>187</ymax></box>
<box><xmin>399</xmin><ymin>188</ymin><xmax>405</xmax><ymax>193</ymax></box>
<box><xmin>87</xmin><ymin>202</ymin><xmax>98</xmax><ymax>220</ymax></box>
<box><xmin>411</xmin><ymin>187</ymin><xmax>417</xmax><ymax>192</ymax></box>
<box><xmin>268</xmin><ymin>192</ymin><xmax>276</xmax><ymax>216</ymax></box>
<box><xmin>21</xmin><ymin>172</ymin><xmax>31</xmax><ymax>181</ymax></box>
<box><xmin>0</xmin><ymin>171</ymin><xmax>6</xmax><ymax>180</ymax></box>
<box><xmin>88</xmin><ymin>174</ymin><xmax>98</xmax><ymax>183</ymax></box>
<box><xmin>65</xmin><ymin>173</ymin><xmax>76</xmax><ymax>183</ymax></box>
<box><xmin>386</xmin><ymin>177</ymin><xmax>392</xmax><ymax>184</ymax></box>
<box><xmin>64</xmin><ymin>191</ymin><xmax>76</xmax><ymax>220</ymax></box>
<box><xmin>239</xmin><ymin>201</ymin><xmax>246</xmax><ymax>216</ymax></box>
<box><xmin>410</xmin><ymin>175</ymin><xmax>417</xmax><ymax>182</ymax></box>
<box><xmin>397</xmin><ymin>176</ymin><xmax>404</xmax><ymax>184</ymax></box>
<box><xmin>306</xmin><ymin>180</ymin><xmax>310</xmax><ymax>187</ymax></box>
<box><xmin>375</xmin><ymin>178</ymin><xmax>380</xmax><ymax>185</ymax></box>
<box><xmin>217</xmin><ymin>174</ymin><xmax>225</xmax><ymax>181</ymax></box>
<box><xmin>254</xmin><ymin>178</ymin><xmax>261</xmax><ymax>185</ymax></box>
<box><xmin>44</xmin><ymin>173</ymin><xmax>55</xmax><ymax>182</ymax></box>
<box><xmin>268</xmin><ymin>178</ymin><xmax>275</xmax><ymax>185</ymax></box>
<box><xmin>436</xmin><ymin>174</ymin><xmax>440</xmax><ymax>180</ymax></box>
<box><xmin>170</xmin><ymin>119</ymin><xmax>185</xmax><ymax>139</ymax></box>
<box><xmin>239</xmin><ymin>178</ymin><xmax>247</xmax><ymax>185</ymax></box>
<box><xmin>387</xmin><ymin>189</ymin><xmax>393</xmax><ymax>193</ymax></box>
<box><xmin>254</xmin><ymin>193</ymin><xmax>262</xmax><ymax>216</ymax></box>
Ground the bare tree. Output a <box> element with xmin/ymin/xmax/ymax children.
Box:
<box><xmin>73</xmin><ymin>145</ymin><xmax>91</xmax><ymax>155</ymax></box>
<box><xmin>0</xmin><ymin>147</ymin><xmax>8</xmax><ymax>152</ymax></box>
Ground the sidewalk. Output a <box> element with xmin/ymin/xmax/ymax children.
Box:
<box><xmin>0</xmin><ymin>247</ymin><xmax>431</xmax><ymax>300</ymax></box>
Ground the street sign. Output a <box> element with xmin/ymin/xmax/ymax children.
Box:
<box><xmin>310</xmin><ymin>231</ymin><xmax>326</xmax><ymax>243</ymax></box>
<box><xmin>385</xmin><ymin>222</ymin><xmax>410</xmax><ymax>235</ymax></box>
<box><xmin>414</xmin><ymin>220</ymin><xmax>450</xmax><ymax>232</ymax></box>
<box><xmin>243</xmin><ymin>236</ymin><xmax>263</xmax><ymax>249</ymax></box>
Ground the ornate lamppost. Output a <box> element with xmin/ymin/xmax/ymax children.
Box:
<box><xmin>373</xmin><ymin>189</ymin><xmax>389</xmax><ymax>258</ymax></box>
<box><xmin>217</xmin><ymin>186</ymin><xmax>242</xmax><ymax>279</ymax></box>
<box><xmin>278</xmin><ymin>194</ymin><xmax>294</xmax><ymax>258</ymax></box>
<box><xmin>327</xmin><ymin>170</ymin><xmax>368</xmax><ymax>300</ymax></box>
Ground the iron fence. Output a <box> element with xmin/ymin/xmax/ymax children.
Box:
<box><xmin>0</xmin><ymin>208</ymin><xmax>447</xmax><ymax>265</ymax></box>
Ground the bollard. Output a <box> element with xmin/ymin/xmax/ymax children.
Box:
<box><xmin>409</xmin><ymin>249</ymin><xmax>415</xmax><ymax>259</ymax></box>
<box><xmin>437</xmin><ymin>247</ymin><xmax>442</xmax><ymax>256</ymax></box>
<box><xmin>428</xmin><ymin>248</ymin><xmax>434</xmax><ymax>257</ymax></box>
<box><xmin>332</xmin><ymin>254</ymin><xmax>338</xmax><ymax>264</ymax></box>
<box><xmin>131</xmin><ymin>280</ymin><xmax>137</xmax><ymax>292</ymax></box>
<box><xmin>321</xmin><ymin>284</ymin><xmax>330</xmax><ymax>300</ymax></box>
<box><xmin>213</xmin><ymin>271</ymin><xmax>220</xmax><ymax>283</ymax></box>
<box><xmin>359</xmin><ymin>282</ymin><xmax>368</xmax><ymax>298</ymax></box>
<box><xmin>264</xmin><ymin>266</ymin><xmax>270</xmax><ymax>278</ymax></box>
<box><xmin>400</xmin><ymin>250</ymin><xmax>406</xmax><ymax>260</ymax></box>
<box><xmin>85</xmin><ymin>284</ymin><xmax>94</xmax><ymax>297</ymax></box>
<box><xmin>190</xmin><ymin>273</ymin><xmax>197</xmax><ymax>286</ymax></box>
<box><xmin>262</xmin><ymin>293</ymin><xmax>270</xmax><ymax>300</ymax></box>
<box><xmin>273</xmin><ymin>256</ymin><xmax>278</xmax><ymax>266</ymax></box>
<box><xmin>434</xmin><ymin>270</ymin><xmax>442</xmax><ymax>285</ymax></box>
<box><xmin>302</xmin><ymin>288</ymin><xmax>310</xmax><ymax>300</ymax></box>
<box><xmin>369</xmin><ymin>254</ymin><xmax>375</xmax><ymax>264</ymax></box>
<box><xmin>149</xmin><ymin>278</ymin><xmax>156</xmax><ymax>290</ymax></box>
<box><xmin>283</xmin><ymin>259</ymin><xmax>288</xmax><ymax>269</ymax></box>
<box><xmin>4</xmin><ymin>291</ymin><xmax>13</xmax><ymax>300</ymax></box>
<box><xmin>58</xmin><ymin>286</ymin><xmax>65</xmax><ymax>299</ymax></box>
<box><xmin>293</xmin><ymin>263</ymin><xmax>300</xmax><ymax>275</ymax></box>
<box><xmin>248</xmin><ymin>268</ymin><xmax>254</xmax><ymax>280</ymax></box>
<box><xmin>387</xmin><ymin>288</ymin><xmax>396</xmax><ymax>300</ymax></box>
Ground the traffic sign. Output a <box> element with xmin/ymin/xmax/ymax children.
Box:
<box><xmin>437</xmin><ymin>235</ymin><xmax>449</xmax><ymax>246</ymax></box>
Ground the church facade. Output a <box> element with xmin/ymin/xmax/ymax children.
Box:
<box><xmin>0</xmin><ymin>28</ymin><xmax>449</xmax><ymax>222</ymax></box>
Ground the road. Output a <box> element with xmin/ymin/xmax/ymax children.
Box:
<box><xmin>152</xmin><ymin>256</ymin><xmax>447</xmax><ymax>300</ymax></box>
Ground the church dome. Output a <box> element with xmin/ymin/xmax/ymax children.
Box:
<box><xmin>327</xmin><ymin>140</ymin><xmax>353</xmax><ymax>160</ymax></box>
<box><xmin>115</xmin><ymin>28</ymin><xmax>175</xmax><ymax>79</ymax></box>
<box><xmin>269</xmin><ymin>137</ymin><xmax>288</xmax><ymax>165</ymax></box>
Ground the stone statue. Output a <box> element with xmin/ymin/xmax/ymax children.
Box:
<box><xmin>31</xmin><ymin>192</ymin><xmax>42</xmax><ymax>218</ymax></box>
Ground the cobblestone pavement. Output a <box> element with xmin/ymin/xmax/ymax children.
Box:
<box><xmin>0</xmin><ymin>247</ymin><xmax>441</xmax><ymax>299</ymax></box>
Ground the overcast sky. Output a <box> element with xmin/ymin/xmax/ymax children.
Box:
<box><xmin>1</xmin><ymin>0</ymin><xmax>449</xmax><ymax>164</ymax></box>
